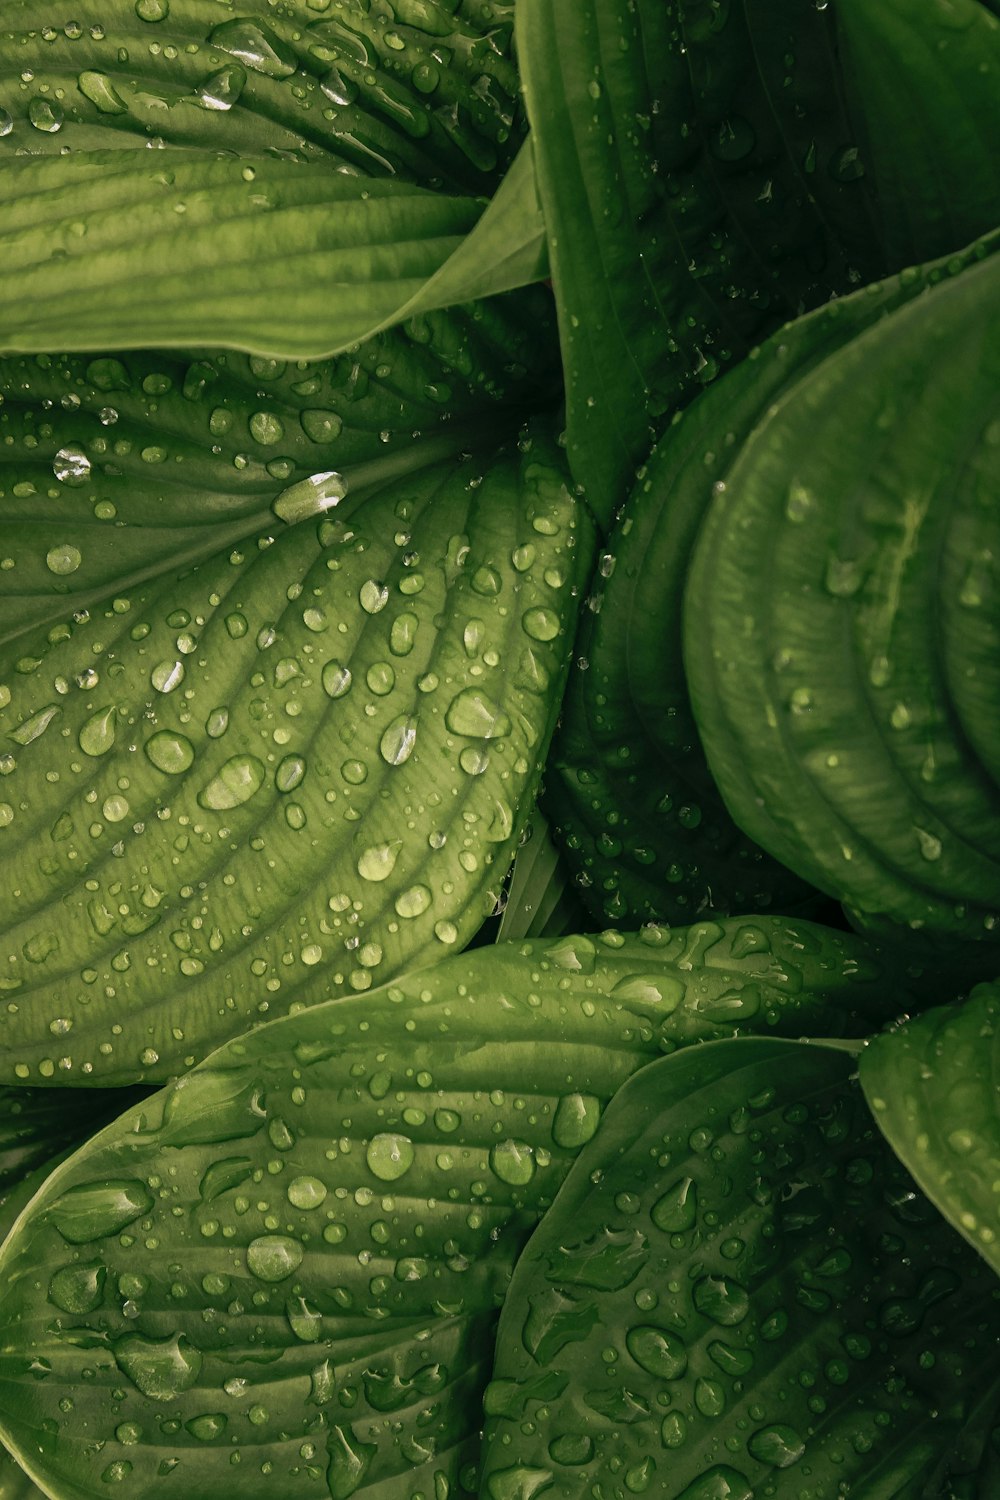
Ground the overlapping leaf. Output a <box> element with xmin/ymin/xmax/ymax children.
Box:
<box><xmin>0</xmin><ymin>919</ymin><xmax>904</xmax><ymax>1498</ymax></box>
<box><xmin>518</xmin><ymin>0</ymin><xmax>1000</xmax><ymax>520</ymax></box>
<box><xmin>547</xmin><ymin>231</ymin><xmax>1000</xmax><ymax>931</ymax></box>
<box><xmin>482</xmin><ymin>1037</ymin><xmax>1000</xmax><ymax>1499</ymax></box>
<box><xmin>860</xmin><ymin>981</ymin><xmax>1000</xmax><ymax>1274</ymax></box>
<box><xmin>0</xmin><ymin>425</ymin><xmax>593</xmax><ymax>1084</ymax></box>
<box><xmin>0</xmin><ymin>1</ymin><xmax>523</xmax><ymax>192</ymax></box>
<box><xmin>0</xmin><ymin>296</ymin><xmax>557</xmax><ymax>649</ymax></box>
<box><xmin>685</xmin><ymin>248</ymin><xmax>1000</xmax><ymax>951</ymax></box>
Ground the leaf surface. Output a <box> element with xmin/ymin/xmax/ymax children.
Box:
<box><xmin>685</xmin><ymin>248</ymin><xmax>1000</xmax><ymax>949</ymax></box>
<box><xmin>482</xmin><ymin>1037</ymin><xmax>1000</xmax><ymax>1499</ymax></box>
<box><xmin>860</xmin><ymin>981</ymin><xmax>1000</xmax><ymax>1274</ymax></box>
<box><xmin>548</xmin><ymin>231</ymin><xmax>1000</xmax><ymax>929</ymax></box>
<box><xmin>0</xmin><ymin>919</ymin><xmax>904</xmax><ymax>1498</ymax></box>
<box><xmin>0</xmin><ymin>0</ymin><xmax>523</xmax><ymax>193</ymax></box>
<box><xmin>0</xmin><ymin>426</ymin><xmax>592</xmax><ymax>1083</ymax></box>
<box><xmin>517</xmin><ymin>0</ymin><xmax>1000</xmax><ymax>521</ymax></box>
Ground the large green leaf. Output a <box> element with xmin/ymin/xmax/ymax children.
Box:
<box><xmin>0</xmin><ymin>297</ymin><xmax>557</xmax><ymax>650</ymax></box>
<box><xmin>685</xmin><ymin>248</ymin><xmax>1000</xmax><ymax>951</ymax></box>
<box><xmin>547</xmin><ymin>231</ymin><xmax>1000</xmax><ymax>930</ymax></box>
<box><xmin>482</xmin><ymin>1037</ymin><xmax>1000</xmax><ymax>1499</ymax></box>
<box><xmin>0</xmin><ymin>0</ymin><xmax>523</xmax><ymax>193</ymax></box>
<box><xmin>860</xmin><ymin>981</ymin><xmax>1000</xmax><ymax>1275</ymax></box>
<box><xmin>0</xmin><ymin>144</ymin><xmax>550</xmax><ymax>361</ymax></box>
<box><xmin>517</xmin><ymin>0</ymin><xmax>1000</xmax><ymax>520</ymax></box>
<box><xmin>0</xmin><ymin>1085</ymin><xmax>149</xmax><ymax>1199</ymax></box>
<box><xmin>0</xmin><ymin>425</ymin><xmax>593</xmax><ymax>1084</ymax></box>
<box><xmin>0</xmin><ymin>919</ymin><xmax>904</xmax><ymax>1498</ymax></box>
<box><xmin>0</xmin><ymin>1443</ymin><xmax>43</xmax><ymax>1500</ymax></box>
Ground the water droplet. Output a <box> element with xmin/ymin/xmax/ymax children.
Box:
<box><xmin>78</xmin><ymin>706</ymin><xmax>117</xmax><ymax>757</ymax></box>
<box><xmin>50</xmin><ymin>1180</ymin><xmax>153</xmax><ymax>1243</ymax></box>
<box><xmin>53</xmin><ymin>445</ymin><xmax>91</xmax><ymax>485</ymax></box>
<box><xmin>49</xmin><ymin>1262</ymin><xmax>107</xmax><ymax>1314</ymax></box>
<box><xmin>326</xmin><ymin>1423</ymin><xmax>376</xmax><ymax>1500</ymax></box>
<box><xmin>144</xmin><ymin>731</ymin><xmax>195</xmax><ymax>776</ymax></box>
<box><xmin>915</xmin><ymin>827</ymin><xmax>942</xmax><ymax>861</ymax></box>
<box><xmin>395</xmin><ymin>884</ymin><xmax>431</xmax><ymax>919</ymax></box>
<box><xmin>209</xmin><ymin>18</ymin><xmax>298</xmax><ymax>78</ymax></box>
<box><xmin>747</xmin><ymin>1424</ymin><xmax>805</xmax><ymax>1467</ymax></box>
<box><xmin>78</xmin><ymin>70</ymin><xmax>128</xmax><ymax>114</ymax></box>
<box><xmin>273</xmin><ymin>471</ymin><xmax>346</xmax><ymax>524</ymax></box>
<box><xmin>322</xmin><ymin>660</ymin><xmax>353</xmax><ymax>699</ymax></box>
<box><xmin>301</xmin><ymin>409</ymin><xmax>344</xmax><ymax>443</ymax></box>
<box><xmin>28</xmin><ymin>96</ymin><xmax>64</xmax><ymax>132</ymax></box>
<box><xmin>114</xmin><ymin>1332</ymin><xmax>202</xmax><ymax>1400</ymax></box>
<box><xmin>357</xmin><ymin>841</ymin><xmax>401</xmax><ymax>882</ymax></box>
<box><xmin>194</xmin><ymin>64</ymin><xmax>246</xmax><ymax>111</ymax></box>
<box><xmin>366</xmin><ymin>1133</ymin><xmax>415</xmax><ymax>1182</ymax></box>
<box><xmin>135</xmin><ymin>0</ymin><xmax>169</xmax><ymax>19</ymax></box>
<box><xmin>359</xmin><ymin>580</ymin><xmax>389</xmax><ymax>614</ymax></box>
<box><xmin>552</xmin><ymin>1094</ymin><xmax>601</xmax><ymax>1149</ymax></box>
<box><xmin>626</xmin><ymin>1325</ymin><xmax>688</xmax><ymax>1379</ymax></box>
<box><xmin>522</xmin><ymin>607</ymin><xmax>560</xmax><ymax>642</ymax></box>
<box><xmin>151</xmin><ymin>660</ymin><xmax>185</xmax><ymax>694</ymax></box>
<box><xmin>247</xmin><ymin>1234</ymin><xmax>304</xmax><ymax>1282</ymax></box>
<box><xmin>389</xmin><ymin>613</ymin><xmax>418</xmax><ymax>656</ymax></box>
<box><xmin>275</xmin><ymin>754</ymin><xmax>306</xmax><ymax>793</ymax></box>
<box><xmin>674</xmin><ymin>1468</ymin><xmax>752</xmax><ymax>1500</ymax></box>
<box><xmin>380</xmin><ymin>715</ymin><xmax>417</xmax><ymax>766</ymax></box>
<box><xmin>445</xmin><ymin>687</ymin><xmax>512</xmax><ymax>739</ymax></box>
<box><xmin>490</xmin><ymin>1139</ymin><xmax>536</xmax><ymax>1186</ymax></box>
<box><xmin>434</xmin><ymin>919</ymin><xmax>458</xmax><ymax>944</ymax></box>
<box><xmin>197</xmin><ymin>755</ymin><xmax>265</xmax><ymax>811</ymax></box>
<box><xmin>186</xmin><ymin>1413</ymin><xmax>226</xmax><ymax>1441</ymax></box>
<box><xmin>287</xmin><ymin>1176</ymin><xmax>327</xmax><ymax>1210</ymax></box>
<box><xmin>612</xmin><ymin>973</ymin><xmax>684</xmax><ymax>1011</ymax></box>
<box><xmin>693</xmin><ymin>1275</ymin><xmax>750</xmax><ymax>1325</ymax></box>
<box><xmin>651</xmin><ymin>1176</ymin><xmax>698</xmax><ymax>1232</ymax></box>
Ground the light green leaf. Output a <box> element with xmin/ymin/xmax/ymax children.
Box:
<box><xmin>0</xmin><ymin>153</ymin><xmax>484</xmax><ymax>360</ymax></box>
<box><xmin>548</xmin><ymin>231</ymin><xmax>1000</xmax><ymax>930</ymax></box>
<box><xmin>0</xmin><ymin>302</ymin><xmax>557</xmax><ymax>651</ymax></box>
<box><xmin>0</xmin><ymin>426</ymin><xmax>593</xmax><ymax>1084</ymax></box>
<box><xmin>0</xmin><ymin>1440</ymin><xmax>46</xmax><ymax>1500</ymax></box>
<box><xmin>482</xmin><ymin>1037</ymin><xmax>1000</xmax><ymax>1499</ymax></box>
<box><xmin>860</xmin><ymin>981</ymin><xmax>1000</xmax><ymax>1275</ymax></box>
<box><xmin>685</xmin><ymin>247</ymin><xmax>1000</xmax><ymax>950</ymax></box>
<box><xmin>0</xmin><ymin>0</ymin><xmax>523</xmax><ymax>193</ymax></box>
<box><xmin>0</xmin><ymin>918</ymin><xmax>904</xmax><ymax>1497</ymax></box>
<box><xmin>517</xmin><ymin>0</ymin><xmax>1000</xmax><ymax>521</ymax></box>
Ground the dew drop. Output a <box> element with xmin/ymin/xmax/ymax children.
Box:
<box><xmin>651</xmin><ymin>1176</ymin><xmax>698</xmax><ymax>1233</ymax></box>
<box><xmin>273</xmin><ymin>471</ymin><xmax>346</xmax><ymax>524</ymax></box>
<box><xmin>747</xmin><ymin>1424</ymin><xmax>805</xmax><ymax>1468</ymax></box>
<box><xmin>53</xmin><ymin>445</ymin><xmax>91</xmax><ymax>485</ymax></box>
<box><xmin>197</xmin><ymin>754</ymin><xmax>266</xmax><ymax>811</ymax></box>
<box><xmin>490</xmin><ymin>1139</ymin><xmax>536</xmax><ymax>1186</ymax></box>
<box><xmin>445</xmin><ymin>688</ymin><xmax>512</xmax><ymax>739</ymax></box>
<box><xmin>28</xmin><ymin>97</ymin><xmax>64</xmax><ymax>133</ymax></box>
<box><xmin>322</xmin><ymin>660</ymin><xmax>353</xmax><ymax>699</ymax></box>
<box><xmin>395</xmin><ymin>884</ymin><xmax>431</xmax><ymax>919</ymax></box>
<box><xmin>552</xmin><ymin>1094</ymin><xmax>601</xmax><ymax>1149</ymax></box>
<box><xmin>380</xmin><ymin>715</ymin><xmax>417</xmax><ymax>766</ymax></box>
<box><xmin>78</xmin><ymin>706</ymin><xmax>117</xmax><ymax>757</ymax></box>
<box><xmin>50</xmin><ymin>1180</ymin><xmax>153</xmax><ymax>1243</ymax></box>
<box><xmin>357</xmin><ymin>841</ymin><xmax>402</xmax><ymax>882</ymax></box>
<box><xmin>114</xmin><ymin>1332</ymin><xmax>202</xmax><ymax>1400</ymax></box>
<box><xmin>521</xmin><ymin>607</ymin><xmax>561</xmax><ymax>642</ymax></box>
<box><xmin>626</xmin><ymin>1325</ymin><xmax>688</xmax><ymax>1379</ymax></box>
<box><xmin>247</xmin><ymin>1234</ymin><xmax>304</xmax><ymax>1282</ymax></box>
<box><xmin>135</xmin><ymin>0</ymin><xmax>169</xmax><ymax>18</ymax></box>
<box><xmin>366</xmin><ymin>1133</ymin><xmax>415</xmax><ymax>1182</ymax></box>
<box><xmin>144</xmin><ymin>731</ymin><xmax>195</xmax><ymax>776</ymax></box>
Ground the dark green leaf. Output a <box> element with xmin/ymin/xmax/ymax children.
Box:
<box><xmin>0</xmin><ymin>1442</ymin><xmax>45</xmax><ymax>1500</ymax></box>
<box><xmin>685</xmin><ymin>247</ymin><xmax>1000</xmax><ymax>950</ymax></box>
<box><xmin>0</xmin><ymin>425</ymin><xmax>593</xmax><ymax>1084</ymax></box>
<box><xmin>860</xmin><ymin>981</ymin><xmax>1000</xmax><ymax>1274</ymax></box>
<box><xmin>496</xmin><ymin>811</ymin><xmax>589</xmax><ymax>942</ymax></box>
<box><xmin>0</xmin><ymin>1085</ymin><xmax>149</xmax><ymax>1197</ymax></box>
<box><xmin>0</xmin><ymin>301</ymin><xmax>557</xmax><ymax>651</ymax></box>
<box><xmin>548</xmin><ymin>231</ymin><xmax>1000</xmax><ymax>929</ymax></box>
<box><xmin>517</xmin><ymin>0</ymin><xmax>1000</xmax><ymax>521</ymax></box>
<box><xmin>0</xmin><ymin>0</ymin><xmax>522</xmax><ymax>193</ymax></box>
<box><xmin>0</xmin><ymin>919</ymin><xmax>904</xmax><ymax>1497</ymax></box>
<box><xmin>482</xmin><ymin>1037</ymin><xmax>1000</xmax><ymax>1499</ymax></box>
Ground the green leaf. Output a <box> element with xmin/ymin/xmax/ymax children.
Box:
<box><xmin>482</xmin><ymin>1037</ymin><xmax>1000</xmax><ymax>1500</ymax></box>
<box><xmin>0</xmin><ymin>1085</ymin><xmax>149</xmax><ymax>1199</ymax></box>
<box><xmin>547</xmin><ymin>231</ymin><xmax>1000</xmax><ymax>929</ymax></box>
<box><xmin>0</xmin><ymin>1441</ymin><xmax>45</xmax><ymax>1500</ymax></box>
<box><xmin>0</xmin><ymin>303</ymin><xmax>557</xmax><ymax>651</ymax></box>
<box><xmin>0</xmin><ymin>1</ymin><xmax>523</xmax><ymax>193</ymax></box>
<box><xmin>496</xmin><ymin>810</ymin><xmax>589</xmax><ymax>942</ymax></box>
<box><xmin>685</xmin><ymin>246</ymin><xmax>1000</xmax><ymax>950</ymax></box>
<box><xmin>0</xmin><ymin>425</ymin><xmax>593</xmax><ymax>1084</ymax></box>
<box><xmin>860</xmin><ymin>981</ymin><xmax>1000</xmax><ymax>1275</ymax></box>
<box><xmin>517</xmin><ymin>0</ymin><xmax>1000</xmax><ymax>520</ymax></box>
<box><xmin>835</xmin><ymin>0</ymin><xmax>1000</xmax><ymax>265</ymax></box>
<box><xmin>0</xmin><ymin>918</ymin><xmax>905</xmax><ymax>1498</ymax></box>
<box><xmin>0</xmin><ymin>150</ymin><xmax>530</xmax><ymax>360</ymax></box>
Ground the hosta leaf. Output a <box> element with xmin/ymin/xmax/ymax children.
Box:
<box><xmin>0</xmin><ymin>0</ymin><xmax>522</xmax><ymax>193</ymax></box>
<box><xmin>0</xmin><ymin>919</ymin><xmax>904</xmax><ymax>1498</ymax></box>
<box><xmin>496</xmin><ymin>811</ymin><xmax>588</xmax><ymax>943</ymax></box>
<box><xmin>482</xmin><ymin>1038</ymin><xmax>1000</xmax><ymax>1500</ymax></box>
<box><xmin>517</xmin><ymin>0</ymin><xmax>1000</xmax><ymax>520</ymax></box>
<box><xmin>0</xmin><ymin>298</ymin><xmax>557</xmax><ymax>650</ymax></box>
<box><xmin>548</xmin><ymin>231</ymin><xmax>1000</xmax><ymax>929</ymax></box>
<box><xmin>860</xmin><ymin>981</ymin><xmax>1000</xmax><ymax>1275</ymax></box>
<box><xmin>0</xmin><ymin>149</ymin><xmax>548</xmax><ymax>361</ymax></box>
<box><xmin>0</xmin><ymin>1443</ymin><xmax>43</xmax><ymax>1499</ymax></box>
<box><xmin>0</xmin><ymin>426</ymin><xmax>593</xmax><ymax>1085</ymax></box>
<box><xmin>0</xmin><ymin>1085</ymin><xmax>149</xmax><ymax>1198</ymax></box>
<box><xmin>685</xmin><ymin>248</ymin><xmax>1000</xmax><ymax>950</ymax></box>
